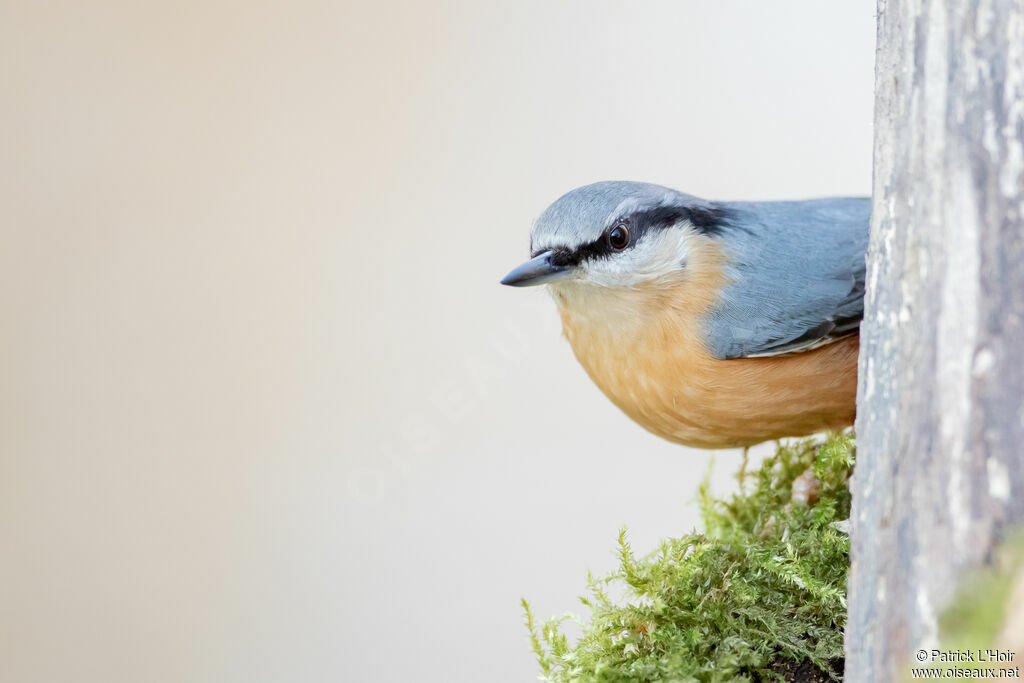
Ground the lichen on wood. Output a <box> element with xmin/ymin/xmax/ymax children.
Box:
<box><xmin>847</xmin><ymin>1</ymin><xmax>1024</xmax><ymax>680</ymax></box>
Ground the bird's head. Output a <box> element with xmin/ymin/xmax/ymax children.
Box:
<box><xmin>502</xmin><ymin>181</ymin><xmax>729</xmax><ymax>308</ymax></box>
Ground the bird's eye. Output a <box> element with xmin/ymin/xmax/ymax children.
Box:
<box><xmin>607</xmin><ymin>223</ymin><xmax>630</xmax><ymax>250</ymax></box>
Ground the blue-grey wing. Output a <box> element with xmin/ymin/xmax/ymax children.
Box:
<box><xmin>702</xmin><ymin>197</ymin><xmax>870</xmax><ymax>360</ymax></box>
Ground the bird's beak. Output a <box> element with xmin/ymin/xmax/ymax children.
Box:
<box><xmin>500</xmin><ymin>251</ymin><xmax>572</xmax><ymax>287</ymax></box>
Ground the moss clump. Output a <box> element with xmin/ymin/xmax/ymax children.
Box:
<box><xmin>929</xmin><ymin>533</ymin><xmax>1024</xmax><ymax>678</ymax></box>
<box><xmin>524</xmin><ymin>432</ymin><xmax>855</xmax><ymax>682</ymax></box>
<box><xmin>939</xmin><ymin>535</ymin><xmax>1024</xmax><ymax>646</ymax></box>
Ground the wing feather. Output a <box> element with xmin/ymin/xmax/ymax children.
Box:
<box><xmin>702</xmin><ymin>197</ymin><xmax>870</xmax><ymax>360</ymax></box>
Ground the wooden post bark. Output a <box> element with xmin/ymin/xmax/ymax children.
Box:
<box><xmin>846</xmin><ymin>0</ymin><xmax>1024</xmax><ymax>680</ymax></box>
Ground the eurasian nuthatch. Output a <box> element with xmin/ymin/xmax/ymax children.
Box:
<box><xmin>501</xmin><ymin>181</ymin><xmax>869</xmax><ymax>448</ymax></box>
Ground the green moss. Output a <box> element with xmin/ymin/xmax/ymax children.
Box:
<box><xmin>939</xmin><ymin>535</ymin><xmax>1024</xmax><ymax>647</ymax></box>
<box><xmin>927</xmin><ymin>532</ymin><xmax>1024</xmax><ymax>678</ymax></box>
<box><xmin>524</xmin><ymin>432</ymin><xmax>855</xmax><ymax>682</ymax></box>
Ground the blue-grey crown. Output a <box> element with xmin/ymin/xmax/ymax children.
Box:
<box><xmin>529</xmin><ymin>181</ymin><xmax>731</xmax><ymax>264</ymax></box>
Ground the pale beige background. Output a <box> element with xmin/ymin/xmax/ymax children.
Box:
<box><xmin>0</xmin><ymin>2</ymin><xmax>874</xmax><ymax>682</ymax></box>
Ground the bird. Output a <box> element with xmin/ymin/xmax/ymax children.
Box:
<box><xmin>501</xmin><ymin>181</ymin><xmax>869</xmax><ymax>449</ymax></box>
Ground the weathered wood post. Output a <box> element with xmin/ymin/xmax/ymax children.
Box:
<box><xmin>846</xmin><ymin>0</ymin><xmax>1024</xmax><ymax>680</ymax></box>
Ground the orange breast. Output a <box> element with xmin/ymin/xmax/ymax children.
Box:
<box><xmin>554</xmin><ymin>239</ymin><xmax>859</xmax><ymax>449</ymax></box>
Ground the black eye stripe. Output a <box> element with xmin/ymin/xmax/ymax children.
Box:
<box><xmin>538</xmin><ymin>204</ymin><xmax>734</xmax><ymax>265</ymax></box>
<box><xmin>630</xmin><ymin>205</ymin><xmax>734</xmax><ymax>236</ymax></box>
<box><xmin>547</xmin><ymin>242</ymin><xmax>605</xmax><ymax>267</ymax></box>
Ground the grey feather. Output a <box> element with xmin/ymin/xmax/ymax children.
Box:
<box><xmin>705</xmin><ymin>197</ymin><xmax>870</xmax><ymax>359</ymax></box>
<box><xmin>531</xmin><ymin>181</ymin><xmax>713</xmax><ymax>253</ymax></box>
